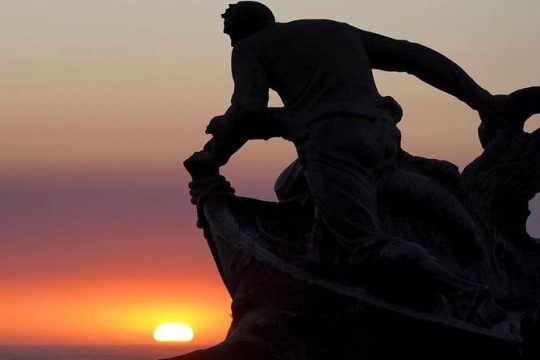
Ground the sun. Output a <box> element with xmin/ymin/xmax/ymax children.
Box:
<box><xmin>153</xmin><ymin>323</ymin><xmax>194</xmax><ymax>343</ymax></box>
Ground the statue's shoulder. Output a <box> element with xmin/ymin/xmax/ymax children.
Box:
<box><xmin>283</xmin><ymin>18</ymin><xmax>358</xmax><ymax>30</ymax></box>
<box><xmin>257</xmin><ymin>19</ymin><xmax>357</xmax><ymax>36</ymax></box>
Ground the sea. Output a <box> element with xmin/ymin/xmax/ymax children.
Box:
<box><xmin>0</xmin><ymin>345</ymin><xmax>202</xmax><ymax>360</ymax></box>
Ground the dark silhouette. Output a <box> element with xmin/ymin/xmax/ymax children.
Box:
<box><xmin>172</xmin><ymin>2</ymin><xmax>540</xmax><ymax>359</ymax></box>
<box><xmin>192</xmin><ymin>0</ymin><xmax>496</xmax><ymax>313</ymax></box>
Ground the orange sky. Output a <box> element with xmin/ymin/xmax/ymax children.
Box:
<box><xmin>1</xmin><ymin>0</ymin><xmax>539</xmax><ymax>346</ymax></box>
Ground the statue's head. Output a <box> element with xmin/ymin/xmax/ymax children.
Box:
<box><xmin>222</xmin><ymin>2</ymin><xmax>275</xmax><ymax>46</ymax></box>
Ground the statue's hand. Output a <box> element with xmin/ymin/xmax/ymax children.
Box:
<box><xmin>205</xmin><ymin>115</ymin><xmax>228</xmax><ymax>138</ymax></box>
<box><xmin>478</xmin><ymin>94</ymin><xmax>509</xmax><ymax>125</ymax></box>
<box><xmin>183</xmin><ymin>151</ymin><xmax>219</xmax><ymax>179</ymax></box>
<box><xmin>477</xmin><ymin>95</ymin><xmax>510</xmax><ymax>148</ymax></box>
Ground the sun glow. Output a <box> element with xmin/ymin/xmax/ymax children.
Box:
<box><xmin>153</xmin><ymin>323</ymin><xmax>194</xmax><ymax>342</ymax></box>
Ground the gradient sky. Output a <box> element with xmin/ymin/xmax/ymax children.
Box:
<box><xmin>1</xmin><ymin>0</ymin><xmax>539</xmax><ymax>346</ymax></box>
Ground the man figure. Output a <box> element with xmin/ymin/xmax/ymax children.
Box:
<box><xmin>192</xmin><ymin>1</ymin><xmax>505</xmax><ymax>311</ymax></box>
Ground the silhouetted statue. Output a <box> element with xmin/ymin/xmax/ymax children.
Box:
<box><xmin>173</xmin><ymin>2</ymin><xmax>540</xmax><ymax>359</ymax></box>
<box><xmin>192</xmin><ymin>0</ymin><xmax>495</xmax><ymax>312</ymax></box>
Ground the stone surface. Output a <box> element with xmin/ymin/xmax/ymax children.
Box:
<box><xmin>168</xmin><ymin>3</ymin><xmax>540</xmax><ymax>358</ymax></box>
<box><xmin>166</xmin><ymin>88</ymin><xmax>540</xmax><ymax>360</ymax></box>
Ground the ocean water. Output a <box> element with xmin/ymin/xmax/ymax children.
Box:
<box><xmin>0</xmin><ymin>345</ymin><xmax>203</xmax><ymax>360</ymax></box>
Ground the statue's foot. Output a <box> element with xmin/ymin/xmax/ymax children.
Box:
<box><xmin>344</xmin><ymin>237</ymin><xmax>511</xmax><ymax>327</ymax></box>
<box><xmin>448</xmin><ymin>285</ymin><xmax>490</xmax><ymax>322</ymax></box>
<box><xmin>464</xmin><ymin>289</ymin><xmax>520</xmax><ymax>334</ymax></box>
<box><xmin>344</xmin><ymin>238</ymin><xmax>451</xmax><ymax>309</ymax></box>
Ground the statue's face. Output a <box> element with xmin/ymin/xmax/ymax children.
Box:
<box><xmin>223</xmin><ymin>22</ymin><xmax>239</xmax><ymax>47</ymax></box>
<box><xmin>221</xmin><ymin>7</ymin><xmax>240</xmax><ymax>46</ymax></box>
<box><xmin>222</xmin><ymin>14</ymin><xmax>233</xmax><ymax>34</ymax></box>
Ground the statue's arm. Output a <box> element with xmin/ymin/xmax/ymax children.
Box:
<box><xmin>361</xmin><ymin>29</ymin><xmax>491</xmax><ymax>111</ymax></box>
<box><xmin>219</xmin><ymin>42</ymin><xmax>271</xmax><ymax>140</ymax></box>
<box><xmin>204</xmin><ymin>108</ymin><xmax>281</xmax><ymax>167</ymax></box>
<box><xmin>204</xmin><ymin>43</ymin><xmax>280</xmax><ymax>167</ymax></box>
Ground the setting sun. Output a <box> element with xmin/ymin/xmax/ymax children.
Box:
<box><xmin>153</xmin><ymin>323</ymin><xmax>194</xmax><ymax>343</ymax></box>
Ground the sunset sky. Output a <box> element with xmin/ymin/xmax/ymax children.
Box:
<box><xmin>1</xmin><ymin>0</ymin><xmax>539</xmax><ymax>346</ymax></box>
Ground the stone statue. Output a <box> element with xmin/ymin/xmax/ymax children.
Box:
<box><xmin>168</xmin><ymin>2</ymin><xmax>540</xmax><ymax>359</ymax></box>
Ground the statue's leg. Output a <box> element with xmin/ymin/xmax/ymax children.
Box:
<box><xmin>358</xmin><ymin>238</ymin><xmax>488</xmax><ymax>307</ymax></box>
<box><xmin>297</xmin><ymin>116</ymin><xmax>387</xmax><ymax>257</ymax></box>
<box><xmin>297</xmin><ymin>116</ymin><xmax>499</xmax><ymax>320</ymax></box>
<box><xmin>379</xmin><ymin>167</ymin><xmax>484</xmax><ymax>264</ymax></box>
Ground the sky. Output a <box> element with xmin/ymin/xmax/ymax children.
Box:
<box><xmin>1</xmin><ymin>0</ymin><xmax>539</xmax><ymax>346</ymax></box>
